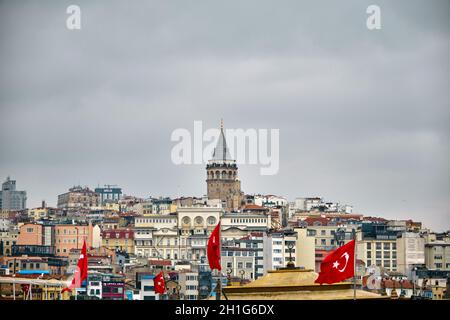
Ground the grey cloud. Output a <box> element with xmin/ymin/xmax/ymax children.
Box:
<box><xmin>0</xmin><ymin>0</ymin><xmax>449</xmax><ymax>231</ymax></box>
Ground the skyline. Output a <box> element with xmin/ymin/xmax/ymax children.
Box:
<box><xmin>0</xmin><ymin>0</ymin><xmax>449</xmax><ymax>232</ymax></box>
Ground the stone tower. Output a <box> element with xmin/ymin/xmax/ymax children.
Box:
<box><xmin>206</xmin><ymin>120</ymin><xmax>243</xmax><ymax>211</ymax></box>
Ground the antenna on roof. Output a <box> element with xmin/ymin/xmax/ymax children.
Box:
<box><xmin>220</xmin><ymin>118</ymin><xmax>224</xmax><ymax>130</ymax></box>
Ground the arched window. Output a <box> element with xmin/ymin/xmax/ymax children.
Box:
<box><xmin>207</xmin><ymin>216</ymin><xmax>217</xmax><ymax>225</ymax></box>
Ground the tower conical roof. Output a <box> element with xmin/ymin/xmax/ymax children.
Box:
<box><xmin>211</xmin><ymin>120</ymin><xmax>233</xmax><ymax>162</ymax></box>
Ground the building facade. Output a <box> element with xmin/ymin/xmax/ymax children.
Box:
<box><xmin>95</xmin><ymin>185</ymin><xmax>122</xmax><ymax>206</ymax></box>
<box><xmin>102</xmin><ymin>228</ymin><xmax>134</xmax><ymax>254</ymax></box>
<box><xmin>57</xmin><ymin>186</ymin><xmax>100</xmax><ymax>209</ymax></box>
<box><xmin>0</xmin><ymin>177</ymin><xmax>27</xmax><ymax>211</ymax></box>
<box><xmin>396</xmin><ymin>232</ymin><xmax>425</xmax><ymax>277</ymax></box>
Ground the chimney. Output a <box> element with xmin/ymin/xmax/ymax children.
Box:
<box><xmin>42</xmin><ymin>200</ymin><xmax>46</xmax><ymax>208</ymax></box>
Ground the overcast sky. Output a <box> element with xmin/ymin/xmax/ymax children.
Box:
<box><xmin>0</xmin><ymin>0</ymin><xmax>449</xmax><ymax>231</ymax></box>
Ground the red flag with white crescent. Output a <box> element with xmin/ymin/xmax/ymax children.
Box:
<box><xmin>207</xmin><ymin>222</ymin><xmax>221</xmax><ymax>271</ymax></box>
<box><xmin>154</xmin><ymin>271</ymin><xmax>166</xmax><ymax>294</ymax></box>
<box><xmin>61</xmin><ymin>240</ymin><xmax>88</xmax><ymax>293</ymax></box>
<box><xmin>315</xmin><ymin>239</ymin><xmax>355</xmax><ymax>284</ymax></box>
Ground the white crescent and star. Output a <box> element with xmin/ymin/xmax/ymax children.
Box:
<box><xmin>332</xmin><ymin>252</ymin><xmax>350</xmax><ymax>273</ymax></box>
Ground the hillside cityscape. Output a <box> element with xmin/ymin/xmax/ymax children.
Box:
<box><xmin>0</xmin><ymin>124</ymin><xmax>448</xmax><ymax>300</ymax></box>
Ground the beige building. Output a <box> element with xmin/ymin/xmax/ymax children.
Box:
<box><xmin>102</xmin><ymin>228</ymin><xmax>134</xmax><ymax>253</ymax></box>
<box><xmin>178</xmin><ymin>206</ymin><xmax>222</xmax><ymax>261</ymax></box>
<box><xmin>357</xmin><ymin>239</ymin><xmax>397</xmax><ymax>272</ymax></box>
<box><xmin>57</xmin><ymin>186</ymin><xmax>99</xmax><ymax>209</ymax></box>
<box><xmin>295</xmin><ymin>228</ymin><xmax>315</xmax><ymax>270</ymax></box>
<box><xmin>221</xmin><ymin>213</ymin><xmax>271</xmax><ymax>240</ymax></box>
<box><xmin>424</xmin><ymin>233</ymin><xmax>450</xmax><ymax>270</ymax></box>
<box><xmin>396</xmin><ymin>232</ymin><xmax>425</xmax><ymax>276</ymax></box>
<box><xmin>0</xmin><ymin>230</ymin><xmax>18</xmax><ymax>256</ymax></box>
<box><xmin>134</xmin><ymin>214</ymin><xmax>179</xmax><ymax>259</ymax></box>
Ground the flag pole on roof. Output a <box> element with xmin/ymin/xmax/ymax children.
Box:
<box><xmin>353</xmin><ymin>228</ymin><xmax>357</xmax><ymax>300</ymax></box>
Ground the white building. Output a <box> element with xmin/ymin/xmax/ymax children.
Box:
<box><xmin>262</xmin><ymin>228</ymin><xmax>315</xmax><ymax>272</ymax></box>
<box><xmin>396</xmin><ymin>232</ymin><xmax>425</xmax><ymax>277</ymax></box>
<box><xmin>134</xmin><ymin>214</ymin><xmax>178</xmax><ymax>259</ymax></box>
<box><xmin>178</xmin><ymin>206</ymin><xmax>221</xmax><ymax>261</ymax></box>
<box><xmin>139</xmin><ymin>275</ymin><xmax>160</xmax><ymax>300</ymax></box>
<box><xmin>253</xmin><ymin>195</ymin><xmax>288</xmax><ymax>207</ymax></box>
<box><xmin>0</xmin><ymin>218</ymin><xmax>10</xmax><ymax>232</ymax></box>
<box><xmin>178</xmin><ymin>271</ymin><xmax>199</xmax><ymax>300</ymax></box>
<box><xmin>221</xmin><ymin>213</ymin><xmax>271</xmax><ymax>240</ymax></box>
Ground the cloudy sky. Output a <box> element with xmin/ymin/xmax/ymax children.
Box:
<box><xmin>0</xmin><ymin>0</ymin><xmax>449</xmax><ymax>231</ymax></box>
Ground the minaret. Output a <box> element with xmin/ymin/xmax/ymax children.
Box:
<box><xmin>206</xmin><ymin>120</ymin><xmax>243</xmax><ymax>211</ymax></box>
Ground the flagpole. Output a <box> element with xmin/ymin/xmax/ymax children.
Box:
<box><xmin>353</xmin><ymin>228</ymin><xmax>356</xmax><ymax>301</ymax></box>
<box><xmin>218</xmin><ymin>217</ymin><xmax>222</xmax><ymax>301</ymax></box>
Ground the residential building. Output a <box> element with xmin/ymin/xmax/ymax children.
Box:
<box><xmin>95</xmin><ymin>185</ymin><xmax>122</xmax><ymax>206</ymax></box>
<box><xmin>134</xmin><ymin>214</ymin><xmax>178</xmax><ymax>259</ymax></box>
<box><xmin>0</xmin><ymin>177</ymin><xmax>27</xmax><ymax>210</ymax></box>
<box><xmin>139</xmin><ymin>274</ymin><xmax>159</xmax><ymax>300</ymax></box>
<box><xmin>54</xmin><ymin>223</ymin><xmax>93</xmax><ymax>256</ymax></box>
<box><xmin>424</xmin><ymin>233</ymin><xmax>450</xmax><ymax>270</ymax></box>
<box><xmin>396</xmin><ymin>232</ymin><xmax>425</xmax><ymax>277</ymax></box>
<box><xmin>102</xmin><ymin>228</ymin><xmax>134</xmax><ymax>254</ymax></box>
<box><xmin>0</xmin><ymin>218</ymin><xmax>10</xmax><ymax>231</ymax></box>
<box><xmin>177</xmin><ymin>206</ymin><xmax>221</xmax><ymax>261</ymax></box>
<box><xmin>221</xmin><ymin>212</ymin><xmax>271</xmax><ymax>240</ymax></box>
<box><xmin>0</xmin><ymin>230</ymin><xmax>18</xmax><ymax>256</ymax></box>
<box><xmin>263</xmin><ymin>228</ymin><xmax>314</xmax><ymax>272</ymax></box>
<box><xmin>178</xmin><ymin>270</ymin><xmax>199</xmax><ymax>300</ymax></box>
<box><xmin>57</xmin><ymin>186</ymin><xmax>99</xmax><ymax>209</ymax></box>
<box><xmin>356</xmin><ymin>223</ymin><xmax>399</xmax><ymax>272</ymax></box>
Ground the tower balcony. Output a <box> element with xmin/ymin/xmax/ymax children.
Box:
<box><xmin>206</xmin><ymin>161</ymin><xmax>237</xmax><ymax>169</ymax></box>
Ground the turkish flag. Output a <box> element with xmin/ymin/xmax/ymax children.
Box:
<box><xmin>154</xmin><ymin>271</ymin><xmax>166</xmax><ymax>294</ymax></box>
<box><xmin>207</xmin><ymin>222</ymin><xmax>221</xmax><ymax>271</ymax></box>
<box><xmin>61</xmin><ymin>240</ymin><xmax>88</xmax><ymax>293</ymax></box>
<box><xmin>315</xmin><ymin>239</ymin><xmax>355</xmax><ymax>284</ymax></box>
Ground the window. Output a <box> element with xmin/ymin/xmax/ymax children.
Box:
<box><xmin>376</xmin><ymin>243</ymin><xmax>381</xmax><ymax>250</ymax></box>
<box><xmin>238</xmin><ymin>262</ymin><xmax>243</xmax><ymax>269</ymax></box>
<box><xmin>144</xmin><ymin>286</ymin><xmax>154</xmax><ymax>291</ymax></box>
<box><xmin>321</xmin><ymin>230</ymin><xmax>326</xmax><ymax>236</ymax></box>
<box><xmin>245</xmin><ymin>262</ymin><xmax>252</xmax><ymax>269</ymax></box>
<box><xmin>207</xmin><ymin>216</ymin><xmax>216</xmax><ymax>225</ymax></box>
<box><xmin>321</xmin><ymin>239</ymin><xmax>326</xmax><ymax>245</ymax></box>
<box><xmin>383</xmin><ymin>243</ymin><xmax>390</xmax><ymax>250</ymax></box>
<box><xmin>367</xmin><ymin>243</ymin><xmax>371</xmax><ymax>250</ymax></box>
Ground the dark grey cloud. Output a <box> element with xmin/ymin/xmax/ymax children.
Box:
<box><xmin>0</xmin><ymin>0</ymin><xmax>449</xmax><ymax>231</ymax></box>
